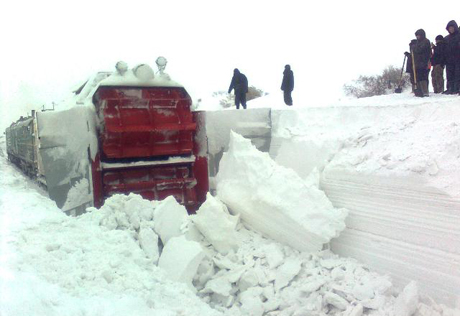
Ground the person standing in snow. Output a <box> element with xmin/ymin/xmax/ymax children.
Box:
<box><xmin>228</xmin><ymin>68</ymin><xmax>249</xmax><ymax>110</ymax></box>
<box><xmin>412</xmin><ymin>29</ymin><xmax>432</xmax><ymax>97</ymax></box>
<box><xmin>431</xmin><ymin>35</ymin><xmax>447</xmax><ymax>94</ymax></box>
<box><xmin>443</xmin><ymin>20</ymin><xmax>460</xmax><ymax>94</ymax></box>
<box><xmin>281</xmin><ymin>65</ymin><xmax>294</xmax><ymax>106</ymax></box>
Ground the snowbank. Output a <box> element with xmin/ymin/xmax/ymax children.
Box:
<box><xmin>0</xmin><ymin>157</ymin><xmax>220</xmax><ymax>316</ymax></box>
<box><xmin>215</xmin><ymin>131</ymin><xmax>348</xmax><ymax>252</ymax></box>
<box><xmin>2</xmin><ymin>146</ymin><xmax>459</xmax><ymax>315</ymax></box>
<box><xmin>266</xmin><ymin>93</ymin><xmax>460</xmax><ymax>306</ymax></box>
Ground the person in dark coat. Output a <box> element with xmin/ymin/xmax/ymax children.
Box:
<box><xmin>281</xmin><ymin>65</ymin><xmax>294</xmax><ymax>106</ymax></box>
<box><xmin>431</xmin><ymin>35</ymin><xmax>447</xmax><ymax>93</ymax></box>
<box><xmin>412</xmin><ymin>29</ymin><xmax>431</xmax><ymax>97</ymax></box>
<box><xmin>228</xmin><ymin>68</ymin><xmax>249</xmax><ymax>109</ymax></box>
<box><xmin>443</xmin><ymin>20</ymin><xmax>460</xmax><ymax>94</ymax></box>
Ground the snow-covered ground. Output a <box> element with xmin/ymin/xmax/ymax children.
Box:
<box><xmin>1</xmin><ymin>122</ymin><xmax>460</xmax><ymax>316</ymax></box>
<box><xmin>0</xmin><ymin>138</ymin><xmax>220</xmax><ymax>316</ymax></box>
<box><xmin>1</xmin><ymin>91</ymin><xmax>460</xmax><ymax>315</ymax></box>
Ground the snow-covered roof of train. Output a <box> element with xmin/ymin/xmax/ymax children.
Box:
<box><xmin>72</xmin><ymin>62</ymin><xmax>184</xmax><ymax>107</ymax></box>
<box><xmin>8</xmin><ymin>117</ymin><xmax>34</xmax><ymax>129</ymax></box>
<box><xmin>99</xmin><ymin>63</ymin><xmax>183</xmax><ymax>88</ymax></box>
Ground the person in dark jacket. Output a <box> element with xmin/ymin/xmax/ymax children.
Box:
<box><xmin>431</xmin><ymin>35</ymin><xmax>447</xmax><ymax>93</ymax></box>
<box><xmin>412</xmin><ymin>29</ymin><xmax>431</xmax><ymax>97</ymax></box>
<box><xmin>281</xmin><ymin>65</ymin><xmax>294</xmax><ymax>106</ymax></box>
<box><xmin>443</xmin><ymin>20</ymin><xmax>460</xmax><ymax>94</ymax></box>
<box><xmin>228</xmin><ymin>68</ymin><xmax>249</xmax><ymax>109</ymax></box>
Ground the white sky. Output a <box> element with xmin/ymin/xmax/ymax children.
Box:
<box><xmin>1</xmin><ymin>0</ymin><xmax>459</xmax><ymax>131</ymax></box>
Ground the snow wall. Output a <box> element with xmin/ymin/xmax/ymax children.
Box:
<box><xmin>206</xmin><ymin>101</ymin><xmax>460</xmax><ymax>306</ymax></box>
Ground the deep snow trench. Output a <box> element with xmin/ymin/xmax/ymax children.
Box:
<box><xmin>1</xmin><ymin>129</ymin><xmax>459</xmax><ymax>316</ymax></box>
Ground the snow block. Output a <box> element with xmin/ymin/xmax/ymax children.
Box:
<box><xmin>192</xmin><ymin>193</ymin><xmax>239</xmax><ymax>255</ymax></box>
<box><xmin>274</xmin><ymin>257</ymin><xmax>302</xmax><ymax>291</ymax></box>
<box><xmin>138</xmin><ymin>224</ymin><xmax>159</xmax><ymax>263</ymax></box>
<box><xmin>394</xmin><ymin>281</ymin><xmax>419</xmax><ymax>316</ymax></box>
<box><xmin>96</xmin><ymin>193</ymin><xmax>155</xmax><ymax>231</ymax></box>
<box><xmin>215</xmin><ymin>132</ymin><xmax>348</xmax><ymax>252</ymax></box>
<box><xmin>158</xmin><ymin>235</ymin><xmax>205</xmax><ymax>289</ymax></box>
<box><xmin>154</xmin><ymin>196</ymin><xmax>188</xmax><ymax>245</ymax></box>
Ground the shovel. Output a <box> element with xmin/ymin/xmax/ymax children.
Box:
<box><xmin>394</xmin><ymin>55</ymin><xmax>407</xmax><ymax>93</ymax></box>
<box><xmin>411</xmin><ymin>50</ymin><xmax>424</xmax><ymax>97</ymax></box>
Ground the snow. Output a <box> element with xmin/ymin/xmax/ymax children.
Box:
<box><xmin>394</xmin><ymin>281</ymin><xmax>419</xmax><ymax>316</ymax></box>
<box><xmin>62</xmin><ymin>178</ymin><xmax>92</xmax><ymax>210</ymax></box>
<box><xmin>234</xmin><ymin>92</ymin><xmax>460</xmax><ymax>306</ymax></box>
<box><xmin>154</xmin><ymin>196</ymin><xmax>189</xmax><ymax>245</ymax></box>
<box><xmin>0</xmin><ymin>155</ymin><xmax>220</xmax><ymax>316</ymax></box>
<box><xmin>99</xmin><ymin>64</ymin><xmax>183</xmax><ymax>88</ymax></box>
<box><xmin>215</xmin><ymin>131</ymin><xmax>348</xmax><ymax>252</ymax></box>
<box><xmin>159</xmin><ymin>235</ymin><xmax>206</xmax><ymax>290</ymax></box>
<box><xmin>2</xmin><ymin>90</ymin><xmax>460</xmax><ymax>315</ymax></box>
<box><xmin>205</xmin><ymin>108</ymin><xmax>271</xmax><ymax>156</ymax></box>
<box><xmin>191</xmin><ymin>193</ymin><xmax>240</xmax><ymax>255</ymax></box>
<box><xmin>2</xmin><ymin>132</ymin><xmax>460</xmax><ymax>315</ymax></box>
<box><xmin>138</xmin><ymin>224</ymin><xmax>160</xmax><ymax>263</ymax></box>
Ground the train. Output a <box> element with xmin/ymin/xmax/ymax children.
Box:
<box><xmin>5</xmin><ymin>59</ymin><xmax>209</xmax><ymax>215</ymax></box>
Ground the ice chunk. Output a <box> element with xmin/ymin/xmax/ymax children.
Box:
<box><xmin>239</xmin><ymin>287</ymin><xmax>265</xmax><ymax>316</ymax></box>
<box><xmin>319</xmin><ymin>257</ymin><xmax>342</xmax><ymax>269</ymax></box>
<box><xmin>274</xmin><ymin>257</ymin><xmax>302</xmax><ymax>291</ymax></box>
<box><xmin>154</xmin><ymin>196</ymin><xmax>188</xmax><ymax>245</ymax></box>
<box><xmin>352</xmin><ymin>282</ymin><xmax>375</xmax><ymax>301</ymax></box>
<box><xmin>263</xmin><ymin>244</ymin><xmax>285</xmax><ymax>269</ymax></box>
<box><xmin>192</xmin><ymin>193</ymin><xmax>239</xmax><ymax>255</ymax></box>
<box><xmin>300</xmin><ymin>277</ymin><xmax>326</xmax><ymax>294</ymax></box>
<box><xmin>361</xmin><ymin>295</ymin><xmax>386</xmax><ymax>310</ymax></box>
<box><xmin>344</xmin><ymin>304</ymin><xmax>364</xmax><ymax>316</ymax></box>
<box><xmin>202</xmin><ymin>275</ymin><xmax>233</xmax><ymax>297</ymax></box>
<box><xmin>324</xmin><ymin>291</ymin><xmax>349</xmax><ymax>311</ymax></box>
<box><xmin>239</xmin><ymin>270</ymin><xmax>259</xmax><ymax>292</ymax></box>
<box><xmin>394</xmin><ymin>281</ymin><xmax>419</xmax><ymax>316</ymax></box>
<box><xmin>213</xmin><ymin>255</ymin><xmax>238</xmax><ymax>270</ymax></box>
<box><xmin>138</xmin><ymin>224</ymin><xmax>159</xmax><ymax>263</ymax></box>
<box><xmin>216</xmin><ymin>132</ymin><xmax>347</xmax><ymax>252</ymax></box>
<box><xmin>158</xmin><ymin>235</ymin><xmax>205</xmax><ymax>289</ymax></box>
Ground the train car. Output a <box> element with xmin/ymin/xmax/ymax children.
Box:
<box><xmin>6</xmin><ymin>59</ymin><xmax>209</xmax><ymax>215</ymax></box>
<box><xmin>5</xmin><ymin>114</ymin><xmax>42</xmax><ymax>179</ymax></box>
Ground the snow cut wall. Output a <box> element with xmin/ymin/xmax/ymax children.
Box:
<box><xmin>269</xmin><ymin>99</ymin><xmax>460</xmax><ymax>307</ymax></box>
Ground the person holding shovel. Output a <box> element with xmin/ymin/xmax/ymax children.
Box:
<box><xmin>411</xmin><ymin>29</ymin><xmax>432</xmax><ymax>97</ymax></box>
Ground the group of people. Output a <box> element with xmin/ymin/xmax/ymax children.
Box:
<box><xmin>406</xmin><ymin>20</ymin><xmax>460</xmax><ymax>97</ymax></box>
<box><xmin>228</xmin><ymin>65</ymin><xmax>294</xmax><ymax>109</ymax></box>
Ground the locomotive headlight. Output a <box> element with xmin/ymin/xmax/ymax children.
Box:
<box><xmin>133</xmin><ymin>64</ymin><xmax>155</xmax><ymax>81</ymax></box>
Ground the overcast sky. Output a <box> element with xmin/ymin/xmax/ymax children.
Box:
<box><xmin>1</xmin><ymin>0</ymin><xmax>459</xmax><ymax>130</ymax></box>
